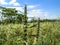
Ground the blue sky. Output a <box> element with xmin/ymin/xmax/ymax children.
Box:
<box><xmin>0</xmin><ymin>0</ymin><xmax>60</xmax><ymax>19</ymax></box>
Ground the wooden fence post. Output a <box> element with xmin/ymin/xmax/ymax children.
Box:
<box><xmin>36</xmin><ymin>18</ymin><xmax>40</xmax><ymax>45</ymax></box>
<box><xmin>23</xmin><ymin>5</ymin><xmax>28</xmax><ymax>45</ymax></box>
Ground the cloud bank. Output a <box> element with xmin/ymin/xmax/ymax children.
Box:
<box><xmin>0</xmin><ymin>0</ymin><xmax>20</xmax><ymax>6</ymax></box>
<box><xmin>0</xmin><ymin>0</ymin><xmax>57</xmax><ymax>19</ymax></box>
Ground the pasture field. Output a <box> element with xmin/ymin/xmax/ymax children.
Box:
<box><xmin>0</xmin><ymin>21</ymin><xmax>60</xmax><ymax>45</ymax></box>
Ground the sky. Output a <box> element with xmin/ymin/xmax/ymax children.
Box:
<box><xmin>0</xmin><ymin>0</ymin><xmax>60</xmax><ymax>19</ymax></box>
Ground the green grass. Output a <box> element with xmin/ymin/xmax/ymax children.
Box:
<box><xmin>0</xmin><ymin>21</ymin><xmax>60</xmax><ymax>45</ymax></box>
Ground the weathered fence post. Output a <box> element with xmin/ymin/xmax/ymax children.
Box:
<box><xmin>23</xmin><ymin>5</ymin><xmax>28</xmax><ymax>45</ymax></box>
<box><xmin>36</xmin><ymin>18</ymin><xmax>40</xmax><ymax>45</ymax></box>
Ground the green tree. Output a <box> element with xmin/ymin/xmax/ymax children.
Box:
<box><xmin>2</xmin><ymin>8</ymin><xmax>18</xmax><ymax>23</ymax></box>
<box><xmin>1</xmin><ymin>7</ymin><xmax>24</xmax><ymax>24</ymax></box>
<box><xmin>17</xmin><ymin>14</ymin><xmax>24</xmax><ymax>23</ymax></box>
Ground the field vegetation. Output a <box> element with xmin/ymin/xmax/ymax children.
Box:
<box><xmin>0</xmin><ymin>5</ymin><xmax>60</xmax><ymax>45</ymax></box>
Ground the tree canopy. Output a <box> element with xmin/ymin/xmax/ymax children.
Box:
<box><xmin>0</xmin><ymin>7</ymin><xmax>24</xmax><ymax>24</ymax></box>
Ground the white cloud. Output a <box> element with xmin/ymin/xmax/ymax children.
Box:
<box><xmin>27</xmin><ymin>5</ymin><xmax>36</xmax><ymax>9</ymax></box>
<box><xmin>28</xmin><ymin>10</ymin><xmax>41</xmax><ymax>17</ymax></box>
<box><xmin>9</xmin><ymin>0</ymin><xmax>16</xmax><ymax>4</ymax></box>
<box><xmin>13</xmin><ymin>2</ymin><xmax>20</xmax><ymax>6</ymax></box>
<box><xmin>0</xmin><ymin>0</ymin><xmax>8</xmax><ymax>5</ymax></box>
<box><xmin>27</xmin><ymin>9</ymin><xmax>46</xmax><ymax>18</ymax></box>
<box><xmin>9</xmin><ymin>0</ymin><xmax>20</xmax><ymax>6</ymax></box>
<box><xmin>15</xmin><ymin>7</ymin><xmax>24</xmax><ymax>12</ymax></box>
<box><xmin>0</xmin><ymin>0</ymin><xmax>20</xmax><ymax>6</ymax></box>
<box><xmin>27</xmin><ymin>9</ymin><xmax>57</xmax><ymax>19</ymax></box>
<box><xmin>27</xmin><ymin>5</ymin><xmax>50</xmax><ymax>19</ymax></box>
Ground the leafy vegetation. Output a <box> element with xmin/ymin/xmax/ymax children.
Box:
<box><xmin>0</xmin><ymin>5</ymin><xmax>60</xmax><ymax>45</ymax></box>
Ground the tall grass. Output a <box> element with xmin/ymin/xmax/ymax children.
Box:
<box><xmin>0</xmin><ymin>21</ymin><xmax>60</xmax><ymax>45</ymax></box>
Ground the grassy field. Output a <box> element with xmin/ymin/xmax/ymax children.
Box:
<box><xmin>0</xmin><ymin>21</ymin><xmax>60</xmax><ymax>45</ymax></box>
